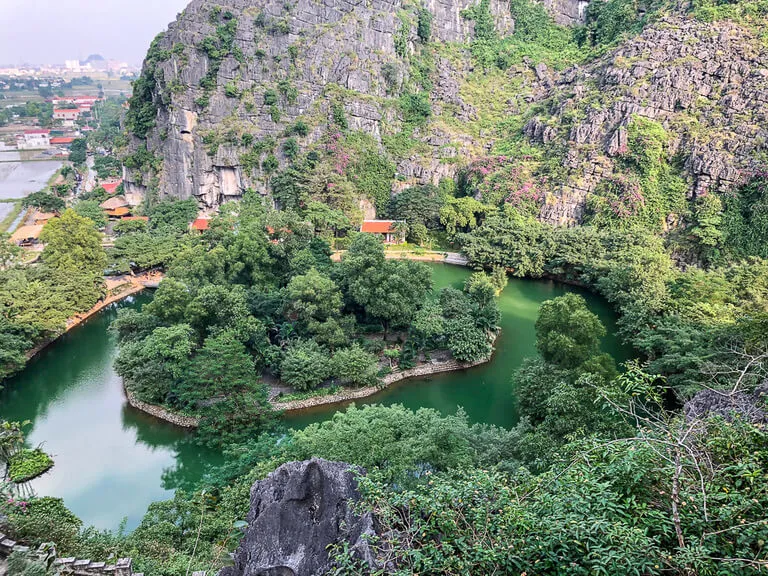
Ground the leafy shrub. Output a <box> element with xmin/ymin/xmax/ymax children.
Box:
<box><xmin>399</xmin><ymin>92</ymin><xmax>431</xmax><ymax>126</ymax></box>
<box><xmin>281</xmin><ymin>340</ymin><xmax>331</xmax><ymax>390</ymax></box>
<box><xmin>263</xmin><ymin>89</ymin><xmax>278</xmax><ymax>106</ymax></box>
<box><xmin>417</xmin><ymin>8</ymin><xmax>432</xmax><ymax>42</ymax></box>
<box><xmin>330</xmin><ymin>344</ymin><xmax>379</xmax><ymax>387</ymax></box>
<box><xmin>224</xmin><ymin>81</ymin><xmax>241</xmax><ymax>98</ymax></box>
<box><xmin>2</xmin><ymin>497</ymin><xmax>82</xmax><ymax>551</ymax></box>
<box><xmin>7</xmin><ymin>448</ymin><xmax>54</xmax><ymax>483</ymax></box>
<box><xmin>331</xmin><ymin>102</ymin><xmax>348</xmax><ymax>130</ymax></box>
<box><xmin>283</xmin><ymin>138</ymin><xmax>299</xmax><ymax>160</ymax></box>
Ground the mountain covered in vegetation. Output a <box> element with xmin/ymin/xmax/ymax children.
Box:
<box><xmin>4</xmin><ymin>0</ymin><xmax>768</xmax><ymax>574</ymax></box>
<box><xmin>125</xmin><ymin>0</ymin><xmax>768</xmax><ymax>228</ymax></box>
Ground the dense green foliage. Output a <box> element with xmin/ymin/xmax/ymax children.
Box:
<box><xmin>110</xmin><ymin>197</ymin><xmax>497</xmax><ymax>449</ymax></box>
<box><xmin>7</xmin><ymin>448</ymin><xmax>54</xmax><ymax>483</ymax></box>
<box><xmin>0</xmin><ymin>210</ymin><xmax>107</xmax><ymax>379</ymax></box>
<box><xmin>7</xmin><ymin>1</ymin><xmax>768</xmax><ymax>574</ymax></box>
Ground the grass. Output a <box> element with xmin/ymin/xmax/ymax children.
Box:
<box><xmin>8</xmin><ymin>448</ymin><xmax>54</xmax><ymax>483</ymax></box>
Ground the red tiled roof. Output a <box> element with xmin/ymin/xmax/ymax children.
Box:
<box><xmin>361</xmin><ymin>220</ymin><xmax>397</xmax><ymax>234</ymax></box>
<box><xmin>50</xmin><ymin>137</ymin><xmax>75</xmax><ymax>144</ymax></box>
<box><xmin>101</xmin><ymin>180</ymin><xmax>123</xmax><ymax>194</ymax></box>
<box><xmin>24</xmin><ymin>129</ymin><xmax>50</xmax><ymax>135</ymax></box>
<box><xmin>191</xmin><ymin>218</ymin><xmax>210</xmax><ymax>231</ymax></box>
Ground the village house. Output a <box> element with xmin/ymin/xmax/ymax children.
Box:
<box><xmin>100</xmin><ymin>196</ymin><xmax>131</xmax><ymax>219</ymax></box>
<box><xmin>32</xmin><ymin>211</ymin><xmax>57</xmax><ymax>226</ymax></box>
<box><xmin>360</xmin><ymin>220</ymin><xmax>405</xmax><ymax>244</ymax></box>
<box><xmin>50</xmin><ymin>136</ymin><xmax>75</xmax><ymax>148</ymax></box>
<box><xmin>190</xmin><ymin>217</ymin><xmax>211</xmax><ymax>232</ymax></box>
<box><xmin>10</xmin><ymin>225</ymin><xmax>44</xmax><ymax>247</ymax></box>
<box><xmin>53</xmin><ymin>108</ymin><xmax>80</xmax><ymax>127</ymax></box>
<box><xmin>17</xmin><ymin>129</ymin><xmax>50</xmax><ymax>150</ymax></box>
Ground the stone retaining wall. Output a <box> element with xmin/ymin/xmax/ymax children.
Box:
<box><xmin>123</xmin><ymin>385</ymin><xmax>200</xmax><ymax>428</ymax></box>
<box><xmin>272</xmin><ymin>354</ymin><xmax>491</xmax><ymax>413</ymax></box>
<box><xmin>0</xmin><ymin>540</ymin><xmax>141</xmax><ymax>576</ymax></box>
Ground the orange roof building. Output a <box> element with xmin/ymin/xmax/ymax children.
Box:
<box><xmin>100</xmin><ymin>196</ymin><xmax>129</xmax><ymax>210</ymax></box>
<box><xmin>106</xmin><ymin>206</ymin><xmax>131</xmax><ymax>218</ymax></box>
<box><xmin>360</xmin><ymin>220</ymin><xmax>405</xmax><ymax>244</ymax></box>
<box><xmin>191</xmin><ymin>218</ymin><xmax>211</xmax><ymax>232</ymax></box>
<box><xmin>10</xmin><ymin>225</ymin><xmax>44</xmax><ymax>245</ymax></box>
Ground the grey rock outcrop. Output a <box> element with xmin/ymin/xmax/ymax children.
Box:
<box><xmin>124</xmin><ymin>0</ymin><xmax>590</xmax><ymax>209</ymax></box>
<box><xmin>124</xmin><ymin>0</ymin><xmax>520</xmax><ymax>207</ymax></box>
<box><xmin>525</xmin><ymin>16</ymin><xmax>768</xmax><ymax>225</ymax></box>
<box><xmin>684</xmin><ymin>381</ymin><xmax>768</xmax><ymax>424</ymax></box>
<box><xmin>219</xmin><ymin>458</ymin><xmax>381</xmax><ymax>576</ymax></box>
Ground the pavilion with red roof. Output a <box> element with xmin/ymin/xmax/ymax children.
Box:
<box><xmin>360</xmin><ymin>220</ymin><xmax>405</xmax><ymax>244</ymax></box>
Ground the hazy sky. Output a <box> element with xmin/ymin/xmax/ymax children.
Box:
<box><xmin>0</xmin><ymin>0</ymin><xmax>191</xmax><ymax>66</ymax></box>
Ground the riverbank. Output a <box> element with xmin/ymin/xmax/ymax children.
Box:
<box><xmin>331</xmin><ymin>249</ymin><xmax>469</xmax><ymax>266</ymax></box>
<box><xmin>123</xmin><ymin>385</ymin><xmax>200</xmax><ymax>428</ymax></box>
<box><xmin>122</xmin><ymin>350</ymin><xmax>493</xmax><ymax>426</ymax></box>
<box><xmin>25</xmin><ymin>272</ymin><xmax>163</xmax><ymax>361</ymax></box>
<box><xmin>272</xmin><ymin>352</ymin><xmax>492</xmax><ymax>413</ymax></box>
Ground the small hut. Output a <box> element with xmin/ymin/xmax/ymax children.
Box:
<box><xmin>10</xmin><ymin>225</ymin><xmax>44</xmax><ymax>246</ymax></box>
<box><xmin>100</xmin><ymin>196</ymin><xmax>131</xmax><ymax>219</ymax></box>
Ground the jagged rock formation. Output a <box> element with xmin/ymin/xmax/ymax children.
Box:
<box><xmin>525</xmin><ymin>16</ymin><xmax>768</xmax><ymax>225</ymax></box>
<box><xmin>684</xmin><ymin>381</ymin><xmax>768</xmax><ymax>424</ymax></box>
<box><xmin>127</xmin><ymin>0</ymin><xmax>768</xmax><ymax>226</ymax></box>
<box><xmin>219</xmin><ymin>458</ymin><xmax>381</xmax><ymax>576</ymax></box>
<box><xmin>124</xmin><ymin>0</ymin><xmax>519</xmax><ymax>207</ymax></box>
<box><xmin>124</xmin><ymin>0</ymin><xmax>591</xmax><ymax>209</ymax></box>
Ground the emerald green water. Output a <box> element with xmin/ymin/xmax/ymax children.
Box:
<box><xmin>286</xmin><ymin>264</ymin><xmax>627</xmax><ymax>429</ymax></box>
<box><xmin>0</xmin><ymin>294</ymin><xmax>221</xmax><ymax>531</ymax></box>
<box><xmin>0</xmin><ymin>264</ymin><xmax>626</xmax><ymax>531</ymax></box>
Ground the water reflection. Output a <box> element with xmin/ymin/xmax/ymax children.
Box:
<box><xmin>0</xmin><ymin>295</ymin><xmax>220</xmax><ymax>531</ymax></box>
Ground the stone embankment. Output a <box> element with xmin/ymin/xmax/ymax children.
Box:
<box><xmin>123</xmin><ymin>385</ymin><xmax>200</xmax><ymax>428</ymax></box>
<box><xmin>272</xmin><ymin>354</ymin><xmax>490</xmax><ymax>413</ymax></box>
<box><xmin>331</xmin><ymin>249</ymin><xmax>469</xmax><ymax>266</ymax></box>
<box><xmin>0</xmin><ymin>540</ymin><xmax>141</xmax><ymax>576</ymax></box>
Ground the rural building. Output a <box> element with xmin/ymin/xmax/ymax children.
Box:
<box><xmin>10</xmin><ymin>225</ymin><xmax>44</xmax><ymax>246</ymax></box>
<box><xmin>33</xmin><ymin>211</ymin><xmax>57</xmax><ymax>226</ymax></box>
<box><xmin>18</xmin><ymin>129</ymin><xmax>51</xmax><ymax>150</ymax></box>
<box><xmin>100</xmin><ymin>196</ymin><xmax>131</xmax><ymax>219</ymax></box>
<box><xmin>190</xmin><ymin>217</ymin><xmax>211</xmax><ymax>232</ymax></box>
<box><xmin>53</xmin><ymin>108</ymin><xmax>80</xmax><ymax>126</ymax></box>
<box><xmin>360</xmin><ymin>220</ymin><xmax>405</xmax><ymax>244</ymax></box>
<box><xmin>50</xmin><ymin>137</ymin><xmax>75</xmax><ymax>147</ymax></box>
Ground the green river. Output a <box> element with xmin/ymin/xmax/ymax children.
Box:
<box><xmin>0</xmin><ymin>264</ymin><xmax>626</xmax><ymax>531</ymax></box>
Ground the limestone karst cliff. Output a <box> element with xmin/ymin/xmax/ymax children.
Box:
<box><xmin>525</xmin><ymin>15</ymin><xmax>768</xmax><ymax>224</ymax></box>
<box><xmin>124</xmin><ymin>0</ymin><xmax>768</xmax><ymax>226</ymax></box>
<box><xmin>123</xmin><ymin>0</ymin><xmax>515</xmax><ymax>207</ymax></box>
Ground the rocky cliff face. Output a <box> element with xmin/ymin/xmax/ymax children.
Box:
<box><xmin>124</xmin><ymin>0</ymin><xmax>591</xmax><ymax>209</ymax></box>
<box><xmin>220</xmin><ymin>458</ymin><xmax>381</xmax><ymax>576</ymax></box>
<box><xmin>525</xmin><ymin>16</ymin><xmax>768</xmax><ymax>224</ymax></box>
<box><xmin>124</xmin><ymin>0</ymin><xmax>509</xmax><ymax>207</ymax></box>
<box><xmin>126</xmin><ymin>0</ymin><xmax>768</xmax><ymax>226</ymax></box>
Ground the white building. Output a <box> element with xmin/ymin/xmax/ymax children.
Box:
<box><xmin>18</xmin><ymin>129</ymin><xmax>51</xmax><ymax>150</ymax></box>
